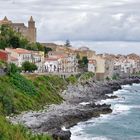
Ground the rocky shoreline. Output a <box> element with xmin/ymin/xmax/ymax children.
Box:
<box><xmin>9</xmin><ymin>76</ymin><xmax>140</xmax><ymax>140</ymax></box>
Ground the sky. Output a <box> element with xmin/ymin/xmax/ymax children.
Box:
<box><xmin>0</xmin><ymin>0</ymin><xmax>140</xmax><ymax>54</ymax></box>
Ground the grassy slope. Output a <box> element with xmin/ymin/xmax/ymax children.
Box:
<box><xmin>0</xmin><ymin>72</ymin><xmax>94</xmax><ymax>140</ymax></box>
<box><xmin>0</xmin><ymin>74</ymin><xmax>67</xmax><ymax>140</ymax></box>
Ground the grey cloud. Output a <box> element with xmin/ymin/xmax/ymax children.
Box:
<box><xmin>0</xmin><ymin>0</ymin><xmax>140</xmax><ymax>43</ymax></box>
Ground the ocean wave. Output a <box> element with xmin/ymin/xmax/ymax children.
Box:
<box><xmin>96</xmin><ymin>99</ymin><xmax>113</xmax><ymax>104</ymax></box>
<box><xmin>121</xmin><ymin>85</ymin><xmax>131</xmax><ymax>88</ymax></box>
<box><xmin>132</xmin><ymin>83</ymin><xmax>140</xmax><ymax>87</ymax></box>
<box><xmin>114</xmin><ymin>89</ymin><xmax>128</xmax><ymax>95</ymax></box>
<box><xmin>71</xmin><ymin>84</ymin><xmax>140</xmax><ymax>140</ymax></box>
<box><xmin>71</xmin><ymin>134</ymin><xmax>112</xmax><ymax>140</ymax></box>
<box><xmin>91</xmin><ymin>137</ymin><xmax>112</xmax><ymax>140</ymax></box>
<box><xmin>112</xmin><ymin>104</ymin><xmax>131</xmax><ymax>115</ymax></box>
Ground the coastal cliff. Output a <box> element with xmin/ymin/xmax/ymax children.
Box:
<box><xmin>9</xmin><ymin>76</ymin><xmax>140</xmax><ymax>140</ymax></box>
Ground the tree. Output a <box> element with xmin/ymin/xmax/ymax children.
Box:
<box><xmin>65</xmin><ymin>40</ymin><xmax>71</xmax><ymax>47</ymax></box>
<box><xmin>0</xmin><ymin>37</ymin><xmax>7</xmax><ymax>49</ymax></box>
<box><xmin>7</xmin><ymin>63</ymin><xmax>20</xmax><ymax>75</ymax></box>
<box><xmin>22</xmin><ymin>61</ymin><xmax>37</xmax><ymax>72</ymax></box>
<box><xmin>44</xmin><ymin>47</ymin><xmax>52</xmax><ymax>54</ymax></box>
<box><xmin>0</xmin><ymin>25</ymin><xmax>22</xmax><ymax>49</ymax></box>
<box><xmin>82</xmin><ymin>56</ymin><xmax>89</xmax><ymax>65</ymax></box>
<box><xmin>9</xmin><ymin>36</ymin><xmax>20</xmax><ymax>48</ymax></box>
<box><xmin>76</xmin><ymin>54</ymin><xmax>80</xmax><ymax>60</ymax></box>
<box><xmin>78</xmin><ymin>56</ymin><xmax>89</xmax><ymax>72</ymax></box>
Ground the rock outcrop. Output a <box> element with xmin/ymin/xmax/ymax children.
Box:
<box><xmin>9</xmin><ymin>76</ymin><xmax>140</xmax><ymax>140</ymax></box>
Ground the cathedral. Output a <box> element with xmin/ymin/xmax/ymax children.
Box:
<box><xmin>0</xmin><ymin>16</ymin><xmax>36</xmax><ymax>43</ymax></box>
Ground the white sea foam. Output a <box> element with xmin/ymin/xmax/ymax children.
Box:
<box><xmin>71</xmin><ymin>135</ymin><xmax>89</xmax><ymax>140</ymax></box>
<box><xmin>114</xmin><ymin>89</ymin><xmax>128</xmax><ymax>95</ymax></box>
<box><xmin>132</xmin><ymin>83</ymin><xmax>140</xmax><ymax>87</ymax></box>
<box><xmin>122</xmin><ymin>85</ymin><xmax>131</xmax><ymax>88</ymax></box>
<box><xmin>61</xmin><ymin>126</ymin><xmax>68</xmax><ymax>131</ymax></box>
<box><xmin>130</xmin><ymin>105</ymin><xmax>140</xmax><ymax>109</ymax></box>
<box><xmin>71</xmin><ymin>134</ymin><xmax>112</xmax><ymax>140</ymax></box>
<box><xmin>79</xmin><ymin>102</ymin><xmax>90</xmax><ymax>106</ymax></box>
<box><xmin>96</xmin><ymin>99</ymin><xmax>112</xmax><ymax>104</ymax></box>
<box><xmin>91</xmin><ymin>137</ymin><xmax>112</xmax><ymax>140</ymax></box>
<box><xmin>71</xmin><ymin>83</ymin><xmax>140</xmax><ymax>140</ymax></box>
<box><xmin>71</xmin><ymin>103</ymin><xmax>130</xmax><ymax>140</ymax></box>
<box><xmin>70</xmin><ymin>124</ymin><xmax>84</xmax><ymax>133</ymax></box>
<box><xmin>112</xmin><ymin>104</ymin><xmax>131</xmax><ymax>115</ymax></box>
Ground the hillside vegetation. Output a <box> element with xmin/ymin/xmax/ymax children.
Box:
<box><xmin>0</xmin><ymin>24</ymin><xmax>46</xmax><ymax>53</ymax></box>
<box><xmin>0</xmin><ymin>73</ymin><xmax>68</xmax><ymax>140</ymax></box>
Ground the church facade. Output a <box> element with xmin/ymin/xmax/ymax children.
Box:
<box><xmin>0</xmin><ymin>16</ymin><xmax>36</xmax><ymax>43</ymax></box>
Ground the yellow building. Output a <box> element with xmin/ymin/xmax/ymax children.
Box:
<box><xmin>88</xmin><ymin>54</ymin><xmax>114</xmax><ymax>80</ymax></box>
<box><xmin>76</xmin><ymin>47</ymin><xmax>96</xmax><ymax>59</ymax></box>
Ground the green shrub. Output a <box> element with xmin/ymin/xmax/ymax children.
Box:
<box><xmin>112</xmin><ymin>74</ymin><xmax>119</xmax><ymax>80</ymax></box>
<box><xmin>79</xmin><ymin>72</ymin><xmax>95</xmax><ymax>81</ymax></box>
<box><xmin>22</xmin><ymin>61</ymin><xmax>37</xmax><ymax>72</ymax></box>
<box><xmin>66</xmin><ymin>75</ymin><xmax>78</xmax><ymax>84</ymax></box>
<box><xmin>10</xmin><ymin>73</ymin><xmax>37</xmax><ymax>95</ymax></box>
<box><xmin>0</xmin><ymin>116</ymin><xmax>52</xmax><ymax>140</ymax></box>
<box><xmin>106</xmin><ymin>76</ymin><xmax>111</xmax><ymax>81</ymax></box>
<box><xmin>7</xmin><ymin>63</ymin><xmax>20</xmax><ymax>75</ymax></box>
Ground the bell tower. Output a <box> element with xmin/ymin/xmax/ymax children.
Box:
<box><xmin>28</xmin><ymin>16</ymin><xmax>36</xmax><ymax>42</ymax></box>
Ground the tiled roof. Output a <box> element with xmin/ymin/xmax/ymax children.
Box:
<box><xmin>6</xmin><ymin>48</ymin><xmax>31</xmax><ymax>54</ymax></box>
<box><xmin>0</xmin><ymin>49</ymin><xmax>8</xmax><ymax>53</ymax></box>
<box><xmin>45</xmin><ymin>58</ymin><xmax>59</xmax><ymax>61</ymax></box>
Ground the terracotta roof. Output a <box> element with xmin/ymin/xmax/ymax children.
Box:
<box><xmin>6</xmin><ymin>48</ymin><xmax>31</xmax><ymax>54</ymax></box>
<box><xmin>0</xmin><ymin>49</ymin><xmax>9</xmax><ymax>53</ymax></box>
<box><xmin>45</xmin><ymin>58</ymin><xmax>58</xmax><ymax>61</ymax></box>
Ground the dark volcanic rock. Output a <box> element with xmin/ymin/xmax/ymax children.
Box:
<box><xmin>9</xmin><ymin>76</ymin><xmax>140</xmax><ymax>140</ymax></box>
<box><xmin>52</xmin><ymin>128</ymin><xmax>71</xmax><ymax>140</ymax></box>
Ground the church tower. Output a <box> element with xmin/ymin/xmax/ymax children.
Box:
<box><xmin>0</xmin><ymin>16</ymin><xmax>12</xmax><ymax>25</ymax></box>
<box><xmin>28</xmin><ymin>16</ymin><xmax>36</xmax><ymax>43</ymax></box>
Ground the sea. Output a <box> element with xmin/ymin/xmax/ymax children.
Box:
<box><xmin>70</xmin><ymin>83</ymin><xmax>140</xmax><ymax>140</ymax></box>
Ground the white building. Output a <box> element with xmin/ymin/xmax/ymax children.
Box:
<box><xmin>5</xmin><ymin>48</ymin><xmax>45</xmax><ymax>72</ymax></box>
<box><xmin>44</xmin><ymin>51</ymin><xmax>78</xmax><ymax>73</ymax></box>
<box><xmin>44</xmin><ymin>58</ymin><xmax>58</xmax><ymax>72</ymax></box>
<box><xmin>88</xmin><ymin>58</ymin><xmax>96</xmax><ymax>73</ymax></box>
<box><xmin>5</xmin><ymin>48</ymin><xmax>32</xmax><ymax>67</ymax></box>
<box><xmin>114</xmin><ymin>57</ymin><xmax>140</xmax><ymax>76</ymax></box>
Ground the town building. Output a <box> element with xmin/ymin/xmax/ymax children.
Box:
<box><xmin>44</xmin><ymin>51</ymin><xmax>78</xmax><ymax>73</ymax></box>
<box><xmin>88</xmin><ymin>58</ymin><xmax>96</xmax><ymax>73</ymax></box>
<box><xmin>0</xmin><ymin>16</ymin><xmax>36</xmax><ymax>42</ymax></box>
<box><xmin>76</xmin><ymin>46</ymin><xmax>96</xmax><ymax>59</ymax></box>
<box><xmin>44</xmin><ymin>58</ymin><xmax>59</xmax><ymax>73</ymax></box>
<box><xmin>4</xmin><ymin>48</ymin><xmax>44</xmax><ymax>72</ymax></box>
<box><xmin>88</xmin><ymin>53</ymin><xmax>114</xmax><ymax>80</ymax></box>
<box><xmin>0</xmin><ymin>49</ymin><xmax>10</xmax><ymax>62</ymax></box>
<box><xmin>114</xmin><ymin>54</ymin><xmax>140</xmax><ymax>77</ymax></box>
